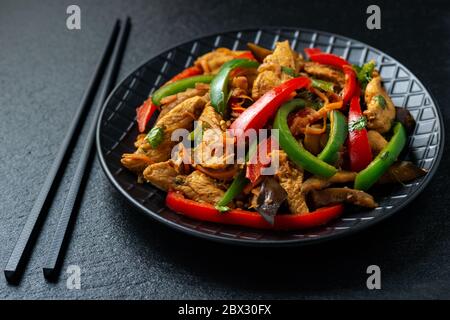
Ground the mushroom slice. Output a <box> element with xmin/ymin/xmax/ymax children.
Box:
<box><xmin>310</xmin><ymin>187</ymin><xmax>378</xmax><ymax>208</ymax></box>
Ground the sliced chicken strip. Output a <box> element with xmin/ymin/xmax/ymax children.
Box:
<box><xmin>263</xmin><ymin>40</ymin><xmax>299</xmax><ymax>72</ymax></box>
<box><xmin>137</xmin><ymin>96</ymin><xmax>206</xmax><ymax>163</ymax></box>
<box><xmin>252</xmin><ymin>68</ymin><xmax>282</xmax><ymax>100</ymax></box>
<box><xmin>157</xmin><ymin>83</ymin><xmax>210</xmax><ymax>119</ymax></box>
<box><xmin>364</xmin><ymin>75</ymin><xmax>396</xmax><ymax>133</ymax></box>
<box><xmin>143</xmin><ymin>161</ymin><xmax>179</xmax><ymax>191</ymax></box>
<box><xmin>121</xmin><ymin>153</ymin><xmax>154</xmax><ymax>174</ymax></box>
<box><xmin>194</xmin><ymin>104</ymin><xmax>234</xmax><ymax>170</ymax></box>
<box><xmin>252</xmin><ymin>41</ymin><xmax>303</xmax><ymax>100</ymax></box>
<box><xmin>303</xmin><ymin>61</ymin><xmax>345</xmax><ymax>87</ymax></box>
<box><xmin>274</xmin><ymin>150</ymin><xmax>309</xmax><ymax>214</ymax></box>
<box><xmin>194</xmin><ymin>48</ymin><xmax>248</xmax><ymax>74</ymax></box>
<box><xmin>174</xmin><ymin>170</ymin><xmax>225</xmax><ymax>205</ymax></box>
<box><xmin>198</xmin><ymin>103</ymin><xmax>225</xmax><ymax>130</ymax></box>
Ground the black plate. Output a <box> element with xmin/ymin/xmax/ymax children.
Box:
<box><xmin>96</xmin><ymin>27</ymin><xmax>444</xmax><ymax>246</ymax></box>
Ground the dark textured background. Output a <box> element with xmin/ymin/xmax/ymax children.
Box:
<box><xmin>1</xmin><ymin>0</ymin><xmax>449</xmax><ymax>299</ymax></box>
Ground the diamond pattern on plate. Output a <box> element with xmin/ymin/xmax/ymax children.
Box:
<box><xmin>96</xmin><ymin>28</ymin><xmax>443</xmax><ymax>245</ymax></box>
<box><xmin>392</xmin><ymin>80</ymin><xmax>411</xmax><ymax>94</ymax></box>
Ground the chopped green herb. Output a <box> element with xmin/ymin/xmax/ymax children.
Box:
<box><xmin>281</xmin><ymin>66</ymin><xmax>297</xmax><ymax>77</ymax></box>
<box><xmin>215</xmin><ymin>205</ymin><xmax>230</xmax><ymax>213</ymax></box>
<box><xmin>348</xmin><ymin>116</ymin><xmax>367</xmax><ymax>132</ymax></box>
<box><xmin>353</xmin><ymin>60</ymin><xmax>375</xmax><ymax>89</ymax></box>
<box><xmin>146</xmin><ymin>126</ymin><xmax>164</xmax><ymax>148</ymax></box>
<box><xmin>312</xmin><ymin>78</ymin><xmax>335</xmax><ymax>92</ymax></box>
<box><xmin>374</xmin><ymin>95</ymin><xmax>387</xmax><ymax>109</ymax></box>
<box><xmin>352</xmin><ymin>65</ymin><xmax>362</xmax><ymax>73</ymax></box>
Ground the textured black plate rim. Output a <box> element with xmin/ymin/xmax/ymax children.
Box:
<box><xmin>96</xmin><ymin>26</ymin><xmax>445</xmax><ymax>247</ymax></box>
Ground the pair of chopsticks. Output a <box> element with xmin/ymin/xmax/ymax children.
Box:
<box><xmin>4</xmin><ymin>17</ymin><xmax>131</xmax><ymax>283</ymax></box>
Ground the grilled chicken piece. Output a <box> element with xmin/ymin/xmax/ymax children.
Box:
<box><xmin>198</xmin><ymin>103</ymin><xmax>225</xmax><ymax>130</ymax></box>
<box><xmin>310</xmin><ymin>188</ymin><xmax>378</xmax><ymax>208</ymax></box>
<box><xmin>367</xmin><ymin>130</ymin><xmax>388</xmax><ymax>155</ymax></box>
<box><xmin>252</xmin><ymin>41</ymin><xmax>303</xmax><ymax>100</ymax></box>
<box><xmin>301</xmin><ymin>171</ymin><xmax>357</xmax><ymax>193</ymax></box>
<box><xmin>170</xmin><ymin>142</ymin><xmax>192</xmax><ymax>174</ymax></box>
<box><xmin>303</xmin><ymin>61</ymin><xmax>345</xmax><ymax>87</ymax></box>
<box><xmin>195</xmin><ymin>129</ymin><xmax>233</xmax><ymax>170</ymax></box>
<box><xmin>143</xmin><ymin>161</ymin><xmax>179</xmax><ymax>191</ymax></box>
<box><xmin>263</xmin><ymin>40</ymin><xmax>300</xmax><ymax>73</ymax></box>
<box><xmin>134</xmin><ymin>133</ymin><xmax>148</xmax><ymax>148</ymax></box>
<box><xmin>274</xmin><ymin>150</ymin><xmax>309</xmax><ymax>214</ymax></box>
<box><xmin>230</xmin><ymin>76</ymin><xmax>250</xmax><ymax>98</ymax></box>
<box><xmin>137</xmin><ymin>96</ymin><xmax>206</xmax><ymax>163</ymax></box>
<box><xmin>194</xmin><ymin>48</ymin><xmax>246</xmax><ymax>74</ymax></box>
<box><xmin>252</xmin><ymin>69</ymin><xmax>282</xmax><ymax>100</ymax></box>
<box><xmin>174</xmin><ymin>170</ymin><xmax>225</xmax><ymax>205</ymax></box>
<box><xmin>364</xmin><ymin>75</ymin><xmax>396</xmax><ymax>133</ymax></box>
<box><xmin>194</xmin><ymin>104</ymin><xmax>233</xmax><ymax>170</ymax></box>
<box><xmin>158</xmin><ymin>83</ymin><xmax>210</xmax><ymax>119</ymax></box>
<box><xmin>231</xmin><ymin>76</ymin><xmax>249</xmax><ymax>90</ymax></box>
<box><xmin>121</xmin><ymin>153</ymin><xmax>154</xmax><ymax>174</ymax></box>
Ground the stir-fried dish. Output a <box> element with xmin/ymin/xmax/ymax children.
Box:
<box><xmin>121</xmin><ymin>41</ymin><xmax>426</xmax><ymax>230</ymax></box>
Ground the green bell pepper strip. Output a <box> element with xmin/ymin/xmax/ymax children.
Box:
<box><xmin>151</xmin><ymin>75</ymin><xmax>214</xmax><ymax>106</ymax></box>
<box><xmin>215</xmin><ymin>139</ymin><xmax>259</xmax><ymax>212</ymax></box>
<box><xmin>317</xmin><ymin>110</ymin><xmax>348</xmax><ymax>164</ymax></box>
<box><xmin>354</xmin><ymin>122</ymin><xmax>407</xmax><ymax>191</ymax></box>
<box><xmin>210</xmin><ymin>59</ymin><xmax>259</xmax><ymax>115</ymax></box>
<box><xmin>274</xmin><ymin>99</ymin><xmax>338</xmax><ymax>178</ymax></box>
<box><xmin>215</xmin><ymin>170</ymin><xmax>249</xmax><ymax>212</ymax></box>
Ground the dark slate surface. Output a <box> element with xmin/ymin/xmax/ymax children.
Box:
<box><xmin>1</xmin><ymin>0</ymin><xmax>449</xmax><ymax>299</ymax></box>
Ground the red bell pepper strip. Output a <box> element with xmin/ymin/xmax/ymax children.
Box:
<box><xmin>235</xmin><ymin>51</ymin><xmax>257</xmax><ymax>61</ymax></box>
<box><xmin>341</xmin><ymin>65</ymin><xmax>358</xmax><ymax>105</ymax></box>
<box><xmin>308</xmin><ymin>52</ymin><xmax>350</xmax><ymax>69</ymax></box>
<box><xmin>167</xmin><ymin>65</ymin><xmax>203</xmax><ymax>83</ymax></box>
<box><xmin>306</xmin><ymin>50</ymin><xmax>355</xmax><ymax>106</ymax></box>
<box><xmin>166</xmin><ymin>191</ymin><xmax>344</xmax><ymax>230</ymax></box>
<box><xmin>304</xmin><ymin>47</ymin><xmax>322</xmax><ymax>57</ymax></box>
<box><xmin>136</xmin><ymin>97</ymin><xmax>159</xmax><ymax>133</ymax></box>
<box><xmin>229</xmin><ymin>77</ymin><xmax>312</xmax><ymax>140</ymax></box>
<box><xmin>246</xmin><ymin>137</ymin><xmax>277</xmax><ymax>184</ymax></box>
<box><xmin>348</xmin><ymin>96</ymin><xmax>373</xmax><ymax>172</ymax></box>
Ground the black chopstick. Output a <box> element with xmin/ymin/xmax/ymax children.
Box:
<box><xmin>4</xmin><ymin>19</ymin><xmax>121</xmax><ymax>284</ymax></box>
<box><xmin>42</xmin><ymin>17</ymin><xmax>131</xmax><ymax>280</ymax></box>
